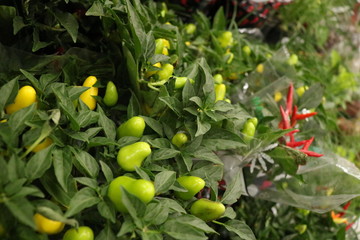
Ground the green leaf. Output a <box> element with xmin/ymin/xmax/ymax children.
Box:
<box><xmin>163</xmin><ymin>217</ymin><xmax>208</xmax><ymax>240</ymax></box>
<box><xmin>159</xmin><ymin>96</ymin><xmax>183</xmax><ymax>117</ymax></box>
<box><xmin>32</xmin><ymin>29</ymin><xmax>52</xmax><ymax>52</ymax></box>
<box><xmin>98</xmin><ymin>106</ymin><xmax>117</xmax><ymax>140</ymax></box>
<box><xmin>192</xmin><ymin>147</ymin><xmax>223</xmax><ymax>165</ymax></box>
<box><xmin>65</xmin><ymin>187</ymin><xmax>101</xmax><ymax>217</ymax></box>
<box><xmin>267</xmin><ymin>146</ymin><xmax>301</xmax><ymax>177</ymax></box>
<box><xmin>152</xmin><ymin>148</ymin><xmax>180</xmax><ymax>161</ymax></box>
<box><xmin>54</xmin><ymin>11</ymin><xmax>79</xmax><ymax>43</ymax></box>
<box><xmin>41</xmin><ymin>170</ymin><xmax>76</xmax><ymax>206</ymax></box>
<box><xmin>13</xmin><ymin>16</ymin><xmax>27</xmax><ymax>34</ymax></box>
<box><xmin>221</xmin><ymin>171</ymin><xmax>244</xmax><ymax>205</ymax></box>
<box><xmin>117</xmin><ymin>215</ymin><xmax>136</xmax><ymax>237</ymax></box>
<box><xmin>97</xmin><ymin>199</ymin><xmax>116</xmax><ymax>223</ymax></box>
<box><xmin>8</xmin><ymin>103</ymin><xmax>36</xmax><ymax>134</ymax></box>
<box><xmin>143</xmin><ymin>201</ymin><xmax>169</xmax><ymax>225</ymax></box>
<box><xmin>212</xmin><ymin>7</ymin><xmax>226</xmax><ymax>31</ymax></box>
<box><xmin>127</xmin><ymin>92</ymin><xmax>141</xmax><ymax>118</ymax></box>
<box><xmin>0</xmin><ymin>77</ymin><xmax>18</xmax><ymax>112</ymax></box>
<box><xmin>70</xmin><ymin>148</ymin><xmax>100</xmax><ymax>178</ymax></box>
<box><xmin>96</xmin><ymin>223</ymin><xmax>117</xmax><ymax>240</ymax></box>
<box><xmin>5</xmin><ymin>198</ymin><xmax>36</xmax><ymax>229</ymax></box>
<box><xmin>147</xmin><ymin>138</ymin><xmax>171</xmax><ymax>149</ymax></box>
<box><xmin>125</xmin><ymin>0</ymin><xmax>146</xmax><ymax>58</ymax></box>
<box><xmin>25</xmin><ymin>146</ymin><xmax>54</xmax><ymax>181</ymax></box>
<box><xmin>86</xmin><ymin>1</ymin><xmax>105</xmax><ymax>16</ymax></box>
<box><xmin>121</xmin><ymin>187</ymin><xmax>146</xmax><ymax>225</ymax></box>
<box><xmin>0</xmin><ymin>157</ymin><xmax>8</xmax><ymax>185</ymax></box>
<box><xmin>36</xmin><ymin>206</ymin><xmax>77</xmax><ymax>226</ymax></box>
<box><xmin>142</xmin><ymin>116</ymin><xmax>164</xmax><ymax>136</ymax></box>
<box><xmin>169</xmin><ymin>215</ymin><xmax>217</xmax><ymax>234</ymax></box>
<box><xmin>53</xmin><ymin>148</ymin><xmax>73</xmax><ymax>192</ymax></box>
<box><xmin>195</xmin><ymin>117</ymin><xmax>211</xmax><ymax>137</ymax></box>
<box><xmin>75</xmin><ymin>177</ymin><xmax>98</xmax><ymax>190</ymax></box>
<box><xmin>298</xmin><ymin>83</ymin><xmax>324</xmax><ymax>109</ymax></box>
<box><xmin>100</xmin><ymin>161</ymin><xmax>113</xmax><ymax>183</ymax></box>
<box><xmin>160</xmin><ymin>198</ymin><xmax>186</xmax><ymax>214</ymax></box>
<box><xmin>4</xmin><ymin>179</ymin><xmax>27</xmax><ymax>196</ymax></box>
<box><xmin>154</xmin><ymin>171</ymin><xmax>176</xmax><ymax>194</ymax></box>
<box><xmin>216</xmin><ymin>220</ymin><xmax>256</xmax><ymax>240</ymax></box>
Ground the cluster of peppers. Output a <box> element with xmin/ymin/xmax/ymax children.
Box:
<box><xmin>278</xmin><ymin>83</ymin><xmax>323</xmax><ymax>158</ymax></box>
<box><xmin>331</xmin><ymin>201</ymin><xmax>353</xmax><ymax>231</ymax></box>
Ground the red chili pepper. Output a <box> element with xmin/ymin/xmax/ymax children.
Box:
<box><xmin>291</xmin><ymin>105</ymin><xmax>298</xmax><ymax>127</ymax></box>
<box><xmin>302</xmin><ymin>137</ymin><xmax>314</xmax><ymax>150</ymax></box>
<box><xmin>346</xmin><ymin>222</ymin><xmax>354</xmax><ymax>231</ymax></box>
<box><xmin>300</xmin><ymin>149</ymin><xmax>323</xmax><ymax>157</ymax></box>
<box><xmin>286</xmin><ymin>140</ymin><xmax>307</xmax><ymax>148</ymax></box>
<box><xmin>286</xmin><ymin>129</ymin><xmax>299</xmax><ymax>143</ymax></box>
<box><xmin>295</xmin><ymin>112</ymin><xmax>318</xmax><ymax>120</ymax></box>
<box><xmin>286</xmin><ymin>83</ymin><xmax>294</xmax><ymax>115</ymax></box>
<box><xmin>343</xmin><ymin>201</ymin><xmax>352</xmax><ymax>211</ymax></box>
<box><xmin>279</xmin><ymin>106</ymin><xmax>290</xmax><ymax>129</ymax></box>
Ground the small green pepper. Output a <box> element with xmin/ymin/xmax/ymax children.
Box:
<box><xmin>171</xmin><ymin>132</ymin><xmax>188</xmax><ymax>148</ymax></box>
<box><xmin>174</xmin><ymin>77</ymin><xmax>194</xmax><ymax>89</ymax></box>
<box><xmin>215</xmin><ymin>84</ymin><xmax>226</xmax><ymax>102</ymax></box>
<box><xmin>175</xmin><ymin>176</ymin><xmax>205</xmax><ymax>200</ymax></box>
<box><xmin>190</xmin><ymin>199</ymin><xmax>225</xmax><ymax>222</ymax></box>
<box><xmin>107</xmin><ymin>176</ymin><xmax>155</xmax><ymax>212</ymax></box>
<box><xmin>156</xmin><ymin>63</ymin><xmax>174</xmax><ymax>81</ymax></box>
<box><xmin>63</xmin><ymin>226</ymin><xmax>94</xmax><ymax>240</ymax></box>
<box><xmin>213</xmin><ymin>74</ymin><xmax>223</xmax><ymax>84</ymax></box>
<box><xmin>241</xmin><ymin>118</ymin><xmax>257</xmax><ymax>143</ymax></box>
<box><xmin>103</xmin><ymin>81</ymin><xmax>118</xmax><ymax>107</ymax></box>
<box><xmin>117</xmin><ymin>142</ymin><xmax>151</xmax><ymax>171</ymax></box>
<box><xmin>217</xmin><ymin>31</ymin><xmax>233</xmax><ymax>48</ymax></box>
<box><xmin>185</xmin><ymin>23</ymin><xmax>196</xmax><ymax>35</ymax></box>
<box><xmin>117</xmin><ymin>116</ymin><xmax>146</xmax><ymax>138</ymax></box>
<box><xmin>242</xmin><ymin>45</ymin><xmax>251</xmax><ymax>56</ymax></box>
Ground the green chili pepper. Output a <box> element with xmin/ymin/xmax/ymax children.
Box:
<box><xmin>190</xmin><ymin>199</ymin><xmax>225</xmax><ymax>222</ymax></box>
<box><xmin>117</xmin><ymin>116</ymin><xmax>146</xmax><ymax>138</ymax></box>
<box><xmin>171</xmin><ymin>132</ymin><xmax>188</xmax><ymax>148</ymax></box>
<box><xmin>241</xmin><ymin>118</ymin><xmax>257</xmax><ymax>143</ymax></box>
<box><xmin>175</xmin><ymin>176</ymin><xmax>205</xmax><ymax>200</ymax></box>
<box><xmin>213</xmin><ymin>74</ymin><xmax>223</xmax><ymax>84</ymax></box>
<box><xmin>103</xmin><ymin>81</ymin><xmax>118</xmax><ymax>107</ymax></box>
<box><xmin>117</xmin><ymin>142</ymin><xmax>151</xmax><ymax>171</ymax></box>
<box><xmin>215</xmin><ymin>84</ymin><xmax>226</xmax><ymax>102</ymax></box>
<box><xmin>156</xmin><ymin>63</ymin><xmax>174</xmax><ymax>81</ymax></box>
<box><xmin>108</xmin><ymin>176</ymin><xmax>155</xmax><ymax>212</ymax></box>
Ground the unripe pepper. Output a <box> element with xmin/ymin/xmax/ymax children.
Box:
<box><xmin>107</xmin><ymin>176</ymin><xmax>155</xmax><ymax>212</ymax></box>
<box><xmin>217</xmin><ymin>31</ymin><xmax>233</xmax><ymax>48</ymax></box>
<box><xmin>156</xmin><ymin>63</ymin><xmax>174</xmax><ymax>81</ymax></box>
<box><xmin>175</xmin><ymin>176</ymin><xmax>205</xmax><ymax>200</ymax></box>
<box><xmin>117</xmin><ymin>116</ymin><xmax>146</xmax><ymax>138</ymax></box>
<box><xmin>215</xmin><ymin>84</ymin><xmax>226</xmax><ymax>102</ymax></box>
<box><xmin>288</xmin><ymin>54</ymin><xmax>299</xmax><ymax>66</ymax></box>
<box><xmin>242</xmin><ymin>118</ymin><xmax>257</xmax><ymax>143</ymax></box>
<box><xmin>171</xmin><ymin>132</ymin><xmax>188</xmax><ymax>148</ymax></box>
<box><xmin>242</xmin><ymin>45</ymin><xmax>251</xmax><ymax>56</ymax></box>
<box><xmin>155</xmin><ymin>38</ymin><xmax>170</xmax><ymax>55</ymax></box>
<box><xmin>103</xmin><ymin>81</ymin><xmax>118</xmax><ymax>107</ymax></box>
<box><xmin>5</xmin><ymin>85</ymin><xmax>37</xmax><ymax>114</ymax></box>
<box><xmin>145</xmin><ymin>62</ymin><xmax>162</xmax><ymax>79</ymax></box>
<box><xmin>185</xmin><ymin>23</ymin><xmax>196</xmax><ymax>35</ymax></box>
<box><xmin>256</xmin><ymin>64</ymin><xmax>264</xmax><ymax>73</ymax></box>
<box><xmin>63</xmin><ymin>226</ymin><xmax>94</xmax><ymax>240</ymax></box>
<box><xmin>174</xmin><ymin>77</ymin><xmax>194</xmax><ymax>89</ymax></box>
<box><xmin>190</xmin><ymin>199</ymin><xmax>225</xmax><ymax>222</ymax></box>
<box><xmin>223</xmin><ymin>49</ymin><xmax>234</xmax><ymax>64</ymax></box>
<box><xmin>213</xmin><ymin>74</ymin><xmax>223</xmax><ymax>84</ymax></box>
<box><xmin>117</xmin><ymin>142</ymin><xmax>151</xmax><ymax>171</ymax></box>
<box><xmin>33</xmin><ymin>213</ymin><xmax>65</xmax><ymax>235</ymax></box>
<box><xmin>79</xmin><ymin>76</ymin><xmax>98</xmax><ymax>110</ymax></box>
